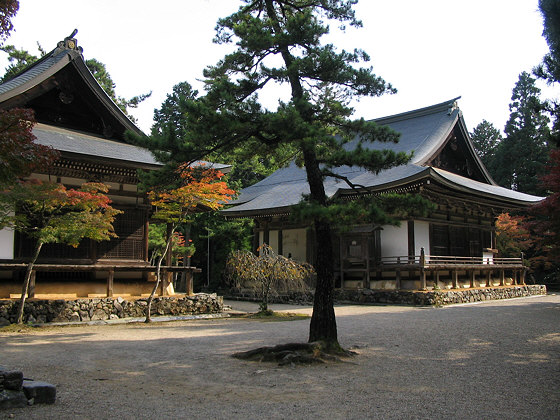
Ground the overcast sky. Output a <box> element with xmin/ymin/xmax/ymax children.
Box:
<box><xmin>1</xmin><ymin>0</ymin><xmax>556</xmax><ymax>134</ymax></box>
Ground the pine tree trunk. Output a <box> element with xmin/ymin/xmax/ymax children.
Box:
<box><xmin>265</xmin><ymin>0</ymin><xmax>338</xmax><ymax>345</ymax></box>
<box><xmin>145</xmin><ymin>224</ymin><xmax>175</xmax><ymax>323</ymax></box>
<box><xmin>16</xmin><ymin>241</ymin><xmax>43</xmax><ymax>324</ymax></box>
<box><xmin>303</xmin><ymin>149</ymin><xmax>338</xmax><ymax>345</ymax></box>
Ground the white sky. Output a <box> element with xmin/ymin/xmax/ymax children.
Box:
<box><xmin>1</xmin><ymin>0</ymin><xmax>555</xmax><ymax>134</ymax></box>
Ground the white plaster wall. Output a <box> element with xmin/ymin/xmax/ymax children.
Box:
<box><xmin>282</xmin><ymin>228</ymin><xmax>307</xmax><ymax>262</ymax></box>
<box><xmin>380</xmin><ymin>224</ymin><xmax>408</xmax><ymax>259</ymax></box>
<box><xmin>414</xmin><ymin>221</ymin><xmax>430</xmax><ymax>256</ymax></box>
<box><xmin>268</xmin><ymin>230</ymin><xmax>279</xmax><ymax>254</ymax></box>
<box><xmin>0</xmin><ymin>227</ymin><xmax>14</xmax><ymax>259</ymax></box>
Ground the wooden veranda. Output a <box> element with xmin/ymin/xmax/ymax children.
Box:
<box><xmin>339</xmin><ymin>248</ymin><xmax>526</xmax><ymax>290</ymax></box>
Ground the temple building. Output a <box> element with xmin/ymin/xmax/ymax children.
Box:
<box><xmin>223</xmin><ymin>98</ymin><xmax>543</xmax><ymax>290</ymax></box>
<box><xmin>0</xmin><ymin>33</ymin><xmax>171</xmax><ymax>298</ymax></box>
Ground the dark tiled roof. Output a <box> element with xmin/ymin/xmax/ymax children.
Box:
<box><xmin>224</xmin><ymin>99</ymin><xmax>543</xmax><ymax>216</ymax></box>
<box><xmin>0</xmin><ymin>50</ymin><xmax>69</xmax><ymax>96</ymax></box>
<box><xmin>34</xmin><ymin>123</ymin><xmax>159</xmax><ymax>167</ymax></box>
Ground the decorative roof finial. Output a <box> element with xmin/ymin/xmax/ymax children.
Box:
<box><xmin>55</xmin><ymin>29</ymin><xmax>83</xmax><ymax>54</ymax></box>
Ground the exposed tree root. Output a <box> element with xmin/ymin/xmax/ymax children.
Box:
<box><xmin>232</xmin><ymin>341</ymin><xmax>357</xmax><ymax>366</ymax></box>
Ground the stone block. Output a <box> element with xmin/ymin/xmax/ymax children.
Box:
<box><xmin>2</xmin><ymin>371</ymin><xmax>23</xmax><ymax>391</ymax></box>
<box><xmin>0</xmin><ymin>389</ymin><xmax>28</xmax><ymax>409</ymax></box>
<box><xmin>22</xmin><ymin>380</ymin><xmax>56</xmax><ymax>405</ymax></box>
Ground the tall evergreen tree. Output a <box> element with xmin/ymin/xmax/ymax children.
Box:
<box><xmin>491</xmin><ymin>72</ymin><xmax>550</xmax><ymax>195</ymax></box>
<box><xmin>470</xmin><ymin>119</ymin><xmax>502</xmax><ymax>169</ymax></box>
<box><xmin>133</xmin><ymin>0</ymin><xmax>432</xmax><ymax>348</ymax></box>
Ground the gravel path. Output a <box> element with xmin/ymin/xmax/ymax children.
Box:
<box><xmin>1</xmin><ymin>294</ymin><xmax>559</xmax><ymax>419</ymax></box>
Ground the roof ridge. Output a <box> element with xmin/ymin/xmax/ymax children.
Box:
<box><xmin>0</xmin><ymin>30</ymin><xmax>82</xmax><ymax>84</ymax></box>
<box><xmin>373</xmin><ymin>97</ymin><xmax>461</xmax><ymax>125</ymax></box>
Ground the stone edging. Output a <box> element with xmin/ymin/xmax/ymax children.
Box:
<box><xmin>226</xmin><ymin>285</ymin><xmax>547</xmax><ymax>306</ymax></box>
<box><xmin>0</xmin><ymin>293</ymin><xmax>223</xmax><ymax>325</ymax></box>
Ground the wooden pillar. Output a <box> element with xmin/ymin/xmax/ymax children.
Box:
<box><xmin>420</xmin><ymin>248</ymin><xmax>426</xmax><ymax>290</ymax></box>
<box><xmin>499</xmin><ymin>269</ymin><xmax>505</xmax><ymax>286</ymax></box>
<box><xmin>28</xmin><ymin>271</ymin><xmax>36</xmax><ymax>298</ymax></box>
<box><xmin>185</xmin><ymin>269</ymin><xmax>193</xmax><ymax>296</ymax></box>
<box><xmin>252</xmin><ymin>225</ymin><xmax>259</xmax><ymax>255</ymax></box>
<box><xmin>143</xmin><ymin>217</ymin><xmax>150</xmax><ymax>262</ymax></box>
<box><xmin>469</xmin><ymin>270</ymin><xmax>475</xmax><ymax>288</ymax></box>
<box><xmin>162</xmin><ymin>223</ymin><xmax>173</xmax><ymax>296</ymax></box>
<box><xmin>407</xmin><ymin>220</ymin><xmax>415</xmax><ymax>263</ymax></box>
<box><xmin>521</xmin><ymin>269</ymin><xmax>527</xmax><ymax>285</ymax></box>
<box><xmin>452</xmin><ymin>270</ymin><xmax>459</xmax><ymax>289</ymax></box>
<box><xmin>396</xmin><ymin>268</ymin><xmax>401</xmax><ymax>290</ymax></box>
<box><xmin>486</xmin><ymin>270</ymin><xmax>492</xmax><ymax>287</ymax></box>
<box><xmin>263</xmin><ymin>221</ymin><xmax>270</xmax><ymax>246</ymax></box>
<box><xmin>107</xmin><ymin>269</ymin><xmax>114</xmax><ymax>298</ymax></box>
<box><xmin>278</xmin><ymin>229</ymin><xmax>283</xmax><ymax>256</ymax></box>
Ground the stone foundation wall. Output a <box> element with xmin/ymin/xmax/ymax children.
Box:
<box><xmin>0</xmin><ymin>293</ymin><xmax>223</xmax><ymax>325</ymax></box>
<box><xmin>227</xmin><ymin>285</ymin><xmax>547</xmax><ymax>306</ymax></box>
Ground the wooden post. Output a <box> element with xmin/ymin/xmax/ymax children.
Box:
<box><xmin>185</xmin><ymin>269</ymin><xmax>193</xmax><ymax>296</ymax></box>
<box><xmin>452</xmin><ymin>270</ymin><xmax>459</xmax><ymax>289</ymax></box>
<box><xmin>469</xmin><ymin>270</ymin><xmax>475</xmax><ymax>288</ymax></box>
<box><xmin>162</xmin><ymin>223</ymin><xmax>173</xmax><ymax>296</ymax></box>
<box><xmin>521</xmin><ymin>269</ymin><xmax>527</xmax><ymax>285</ymax></box>
<box><xmin>419</xmin><ymin>248</ymin><xmax>426</xmax><ymax>290</ymax></box>
<box><xmin>500</xmin><ymin>269</ymin><xmax>505</xmax><ymax>286</ymax></box>
<box><xmin>486</xmin><ymin>270</ymin><xmax>492</xmax><ymax>287</ymax></box>
<box><xmin>107</xmin><ymin>269</ymin><xmax>114</xmax><ymax>297</ymax></box>
<box><xmin>396</xmin><ymin>268</ymin><xmax>401</xmax><ymax>290</ymax></box>
<box><xmin>28</xmin><ymin>271</ymin><xmax>36</xmax><ymax>298</ymax></box>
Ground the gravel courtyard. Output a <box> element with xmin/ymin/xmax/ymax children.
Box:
<box><xmin>1</xmin><ymin>294</ymin><xmax>559</xmax><ymax>419</ymax></box>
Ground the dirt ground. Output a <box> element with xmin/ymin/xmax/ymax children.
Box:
<box><xmin>1</xmin><ymin>294</ymin><xmax>559</xmax><ymax>419</ymax></box>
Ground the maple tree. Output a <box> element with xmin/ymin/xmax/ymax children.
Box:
<box><xmin>0</xmin><ymin>180</ymin><xmax>121</xmax><ymax>323</ymax></box>
<box><xmin>0</xmin><ymin>0</ymin><xmax>17</xmax><ymax>43</ymax></box>
<box><xmin>0</xmin><ymin>108</ymin><xmax>58</xmax><ymax>188</ymax></box>
<box><xmin>144</xmin><ymin>164</ymin><xmax>235</xmax><ymax>322</ymax></box>
<box><xmin>495</xmin><ymin>213</ymin><xmax>533</xmax><ymax>259</ymax></box>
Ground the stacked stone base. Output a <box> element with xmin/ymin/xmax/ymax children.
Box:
<box><xmin>338</xmin><ymin>285</ymin><xmax>547</xmax><ymax>305</ymax></box>
<box><xmin>0</xmin><ymin>368</ymin><xmax>56</xmax><ymax>409</ymax></box>
<box><xmin>227</xmin><ymin>285</ymin><xmax>547</xmax><ymax>306</ymax></box>
<box><xmin>0</xmin><ymin>293</ymin><xmax>223</xmax><ymax>325</ymax></box>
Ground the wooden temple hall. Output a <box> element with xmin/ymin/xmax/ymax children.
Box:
<box><xmin>223</xmin><ymin>98</ymin><xmax>544</xmax><ymax>291</ymax></box>
<box><xmin>0</xmin><ymin>33</ymin><xmax>210</xmax><ymax>299</ymax></box>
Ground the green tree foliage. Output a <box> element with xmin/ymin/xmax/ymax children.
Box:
<box><xmin>535</xmin><ymin>0</ymin><xmax>560</xmax><ymax>147</ymax></box>
<box><xmin>530</xmin><ymin>149</ymin><xmax>560</xmax><ymax>265</ymax></box>
<box><xmin>490</xmin><ymin>72</ymin><xmax>550</xmax><ymax>195</ymax></box>
<box><xmin>138</xmin><ymin>81</ymin><xmax>290</xmax><ymax>292</ymax></box>
<box><xmin>225</xmin><ymin>244</ymin><xmax>314</xmax><ymax>313</ymax></box>
<box><xmin>0</xmin><ymin>45</ymin><xmax>151</xmax><ymax>120</ymax></box>
<box><xmin>470</xmin><ymin>119</ymin><xmax>502</xmax><ymax>168</ymax></box>
<box><xmin>136</xmin><ymin>0</ymin><xmax>433</xmax><ymax>347</ymax></box>
<box><xmin>0</xmin><ymin>181</ymin><xmax>121</xmax><ymax>323</ymax></box>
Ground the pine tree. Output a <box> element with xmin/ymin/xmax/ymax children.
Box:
<box><xmin>470</xmin><ymin>119</ymin><xmax>502</xmax><ymax>168</ymax></box>
<box><xmin>491</xmin><ymin>72</ymin><xmax>550</xmax><ymax>195</ymax></box>
<box><xmin>134</xmin><ymin>0</ymin><xmax>434</xmax><ymax>348</ymax></box>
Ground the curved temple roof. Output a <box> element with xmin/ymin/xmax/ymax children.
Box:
<box><xmin>224</xmin><ymin>98</ymin><xmax>543</xmax><ymax>217</ymax></box>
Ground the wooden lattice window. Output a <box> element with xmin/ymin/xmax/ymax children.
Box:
<box><xmin>97</xmin><ymin>207</ymin><xmax>146</xmax><ymax>260</ymax></box>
